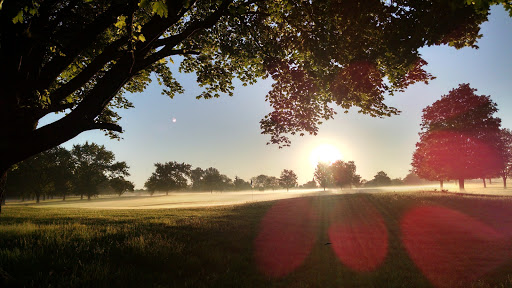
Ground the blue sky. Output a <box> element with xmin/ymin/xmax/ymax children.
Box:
<box><xmin>41</xmin><ymin>5</ymin><xmax>512</xmax><ymax>189</ymax></box>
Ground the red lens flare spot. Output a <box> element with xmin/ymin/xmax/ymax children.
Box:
<box><xmin>401</xmin><ymin>206</ymin><xmax>509</xmax><ymax>288</ymax></box>
<box><xmin>328</xmin><ymin>197</ymin><xmax>388</xmax><ymax>272</ymax></box>
<box><xmin>254</xmin><ymin>198</ymin><xmax>317</xmax><ymax>278</ymax></box>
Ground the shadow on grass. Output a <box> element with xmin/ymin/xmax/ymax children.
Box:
<box><xmin>1</xmin><ymin>193</ymin><xmax>512</xmax><ymax>287</ymax></box>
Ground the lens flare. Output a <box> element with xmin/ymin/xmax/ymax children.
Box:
<box><xmin>254</xmin><ymin>198</ymin><xmax>318</xmax><ymax>277</ymax></box>
<box><xmin>328</xmin><ymin>197</ymin><xmax>388</xmax><ymax>272</ymax></box>
<box><xmin>401</xmin><ymin>205</ymin><xmax>509</xmax><ymax>288</ymax></box>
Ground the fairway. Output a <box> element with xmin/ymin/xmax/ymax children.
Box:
<box><xmin>1</xmin><ymin>191</ymin><xmax>512</xmax><ymax>288</ymax></box>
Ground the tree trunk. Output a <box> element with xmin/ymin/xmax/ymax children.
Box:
<box><xmin>87</xmin><ymin>194</ymin><xmax>91</xmax><ymax>200</ymax></box>
<box><xmin>81</xmin><ymin>193</ymin><xmax>83</xmax><ymax>200</ymax></box>
<box><xmin>482</xmin><ymin>178</ymin><xmax>486</xmax><ymax>188</ymax></box>
<box><xmin>489</xmin><ymin>178</ymin><xmax>492</xmax><ymax>184</ymax></box>
<box><xmin>0</xmin><ymin>169</ymin><xmax>6</xmax><ymax>214</ymax></box>
<box><xmin>36</xmin><ymin>194</ymin><xmax>40</xmax><ymax>203</ymax></box>
<box><xmin>166</xmin><ymin>191</ymin><xmax>168</xmax><ymax>196</ymax></box>
<box><xmin>440</xmin><ymin>180</ymin><xmax>444</xmax><ymax>189</ymax></box>
<box><xmin>459</xmin><ymin>179</ymin><xmax>465</xmax><ymax>191</ymax></box>
<box><xmin>63</xmin><ymin>194</ymin><xmax>66</xmax><ymax>201</ymax></box>
<box><xmin>504</xmin><ymin>176</ymin><xmax>507</xmax><ymax>189</ymax></box>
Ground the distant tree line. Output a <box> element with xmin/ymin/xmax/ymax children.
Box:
<box><xmin>6</xmin><ymin>142</ymin><xmax>133</xmax><ymax>202</ymax></box>
<box><xmin>144</xmin><ymin>162</ymin><xmax>300</xmax><ymax>194</ymax></box>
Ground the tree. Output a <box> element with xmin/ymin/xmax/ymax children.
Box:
<box><xmin>6</xmin><ymin>147</ymin><xmax>70</xmax><ymax>203</ymax></box>
<box><xmin>72</xmin><ymin>142</ymin><xmax>130</xmax><ymax>200</ymax></box>
<box><xmin>301</xmin><ymin>180</ymin><xmax>317</xmax><ymax>189</ymax></box>
<box><xmin>251</xmin><ymin>175</ymin><xmax>270</xmax><ymax>191</ymax></box>
<box><xmin>1</xmin><ymin>0</ymin><xmax>504</xmax><ymax>211</ymax></box>
<box><xmin>110</xmin><ymin>177</ymin><xmax>135</xmax><ymax>196</ymax></box>
<box><xmin>144</xmin><ymin>161</ymin><xmax>191</xmax><ymax>195</ymax></box>
<box><xmin>314</xmin><ymin>162</ymin><xmax>333</xmax><ymax>191</ymax></box>
<box><xmin>497</xmin><ymin>128</ymin><xmax>512</xmax><ymax>188</ymax></box>
<box><xmin>412</xmin><ymin>84</ymin><xmax>504</xmax><ymax>190</ymax></box>
<box><xmin>233</xmin><ymin>176</ymin><xmax>251</xmax><ymax>191</ymax></box>
<box><xmin>365</xmin><ymin>171</ymin><xmax>392</xmax><ymax>187</ymax></box>
<box><xmin>202</xmin><ymin>167</ymin><xmax>231</xmax><ymax>192</ymax></box>
<box><xmin>279</xmin><ymin>169</ymin><xmax>297</xmax><ymax>192</ymax></box>
<box><xmin>190</xmin><ymin>167</ymin><xmax>205</xmax><ymax>191</ymax></box>
<box><xmin>402</xmin><ymin>171</ymin><xmax>432</xmax><ymax>185</ymax></box>
<box><xmin>331</xmin><ymin>160</ymin><xmax>361</xmax><ymax>189</ymax></box>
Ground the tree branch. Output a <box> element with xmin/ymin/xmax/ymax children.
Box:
<box><xmin>47</xmin><ymin>37</ymin><xmax>128</xmax><ymax>106</ymax></box>
<box><xmin>37</xmin><ymin>103</ymin><xmax>75</xmax><ymax>118</ymax></box>
<box><xmin>139</xmin><ymin>0</ymin><xmax>233</xmax><ymax>69</ymax></box>
<box><xmin>36</xmin><ymin>1</ymin><xmax>137</xmax><ymax>93</ymax></box>
<box><xmin>86</xmin><ymin>122</ymin><xmax>123</xmax><ymax>132</ymax></box>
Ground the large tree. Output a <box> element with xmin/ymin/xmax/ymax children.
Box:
<box><xmin>331</xmin><ymin>160</ymin><xmax>361</xmax><ymax>189</ymax></box>
<box><xmin>279</xmin><ymin>169</ymin><xmax>297</xmax><ymax>192</ymax></box>
<box><xmin>0</xmin><ymin>0</ymin><xmax>509</xmax><ymax>211</ymax></box>
<box><xmin>144</xmin><ymin>161</ymin><xmax>191</xmax><ymax>195</ymax></box>
<box><xmin>411</xmin><ymin>84</ymin><xmax>504</xmax><ymax>190</ymax></box>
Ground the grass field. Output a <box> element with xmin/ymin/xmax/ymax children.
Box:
<box><xmin>1</xmin><ymin>192</ymin><xmax>512</xmax><ymax>288</ymax></box>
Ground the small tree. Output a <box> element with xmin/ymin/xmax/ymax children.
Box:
<box><xmin>365</xmin><ymin>171</ymin><xmax>392</xmax><ymax>187</ymax></box>
<box><xmin>331</xmin><ymin>160</ymin><xmax>361</xmax><ymax>189</ymax></box>
<box><xmin>314</xmin><ymin>162</ymin><xmax>333</xmax><ymax>191</ymax></box>
<box><xmin>144</xmin><ymin>161</ymin><xmax>191</xmax><ymax>195</ymax></box>
<box><xmin>497</xmin><ymin>128</ymin><xmax>512</xmax><ymax>188</ymax></box>
<box><xmin>301</xmin><ymin>180</ymin><xmax>317</xmax><ymax>189</ymax></box>
<box><xmin>190</xmin><ymin>167</ymin><xmax>205</xmax><ymax>191</ymax></box>
<box><xmin>233</xmin><ymin>176</ymin><xmax>251</xmax><ymax>191</ymax></box>
<box><xmin>202</xmin><ymin>167</ymin><xmax>229</xmax><ymax>193</ymax></box>
<box><xmin>110</xmin><ymin>177</ymin><xmax>135</xmax><ymax>196</ymax></box>
<box><xmin>279</xmin><ymin>169</ymin><xmax>298</xmax><ymax>192</ymax></box>
<box><xmin>252</xmin><ymin>175</ymin><xmax>270</xmax><ymax>191</ymax></box>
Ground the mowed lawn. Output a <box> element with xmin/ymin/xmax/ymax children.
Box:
<box><xmin>1</xmin><ymin>192</ymin><xmax>512</xmax><ymax>288</ymax></box>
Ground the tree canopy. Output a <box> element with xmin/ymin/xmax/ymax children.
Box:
<box><xmin>1</xmin><ymin>1</ymin><xmax>505</xmax><ymax>169</ymax></box>
<box><xmin>314</xmin><ymin>162</ymin><xmax>333</xmax><ymax>191</ymax></box>
<box><xmin>144</xmin><ymin>161</ymin><xmax>191</xmax><ymax>195</ymax></box>
<box><xmin>365</xmin><ymin>171</ymin><xmax>392</xmax><ymax>187</ymax></box>
<box><xmin>72</xmin><ymin>142</ymin><xmax>130</xmax><ymax>200</ymax></box>
<box><xmin>411</xmin><ymin>84</ymin><xmax>505</xmax><ymax>190</ymax></box>
<box><xmin>279</xmin><ymin>169</ymin><xmax>297</xmax><ymax>192</ymax></box>
<box><xmin>331</xmin><ymin>160</ymin><xmax>361</xmax><ymax>188</ymax></box>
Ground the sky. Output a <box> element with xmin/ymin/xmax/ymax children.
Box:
<box><xmin>41</xmin><ymin>5</ymin><xmax>512</xmax><ymax>189</ymax></box>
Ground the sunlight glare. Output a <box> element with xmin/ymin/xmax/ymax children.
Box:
<box><xmin>309</xmin><ymin>144</ymin><xmax>343</xmax><ymax>168</ymax></box>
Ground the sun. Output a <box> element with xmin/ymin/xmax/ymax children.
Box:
<box><xmin>310</xmin><ymin>144</ymin><xmax>343</xmax><ymax>168</ymax></box>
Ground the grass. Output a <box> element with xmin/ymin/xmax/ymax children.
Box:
<box><xmin>1</xmin><ymin>192</ymin><xmax>512</xmax><ymax>287</ymax></box>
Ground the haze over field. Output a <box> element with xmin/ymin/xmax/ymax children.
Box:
<box><xmin>8</xmin><ymin>181</ymin><xmax>512</xmax><ymax>210</ymax></box>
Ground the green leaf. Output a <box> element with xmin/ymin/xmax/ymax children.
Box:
<box><xmin>114</xmin><ymin>16</ymin><xmax>126</xmax><ymax>29</ymax></box>
<box><xmin>152</xmin><ymin>1</ymin><xmax>168</xmax><ymax>18</ymax></box>
<box><xmin>12</xmin><ymin>10</ymin><xmax>23</xmax><ymax>24</ymax></box>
